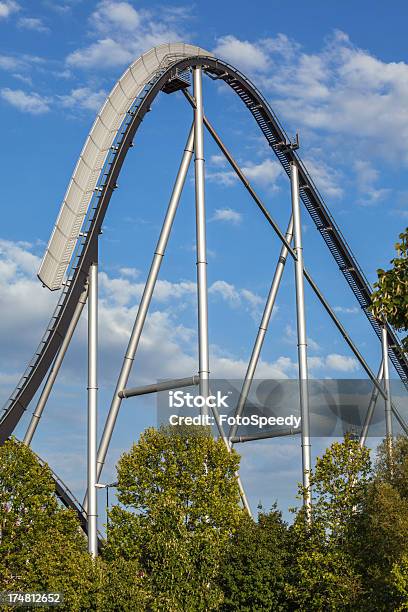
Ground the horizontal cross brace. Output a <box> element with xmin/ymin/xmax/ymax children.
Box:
<box><xmin>119</xmin><ymin>375</ymin><xmax>199</xmax><ymax>399</ymax></box>
<box><xmin>231</xmin><ymin>428</ymin><xmax>300</xmax><ymax>444</ymax></box>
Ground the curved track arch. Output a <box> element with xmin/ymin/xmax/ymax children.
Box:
<box><xmin>1</xmin><ymin>43</ymin><xmax>408</xmax><ymax>526</ymax></box>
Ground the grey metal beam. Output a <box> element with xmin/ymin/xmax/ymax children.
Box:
<box><xmin>23</xmin><ymin>285</ymin><xmax>88</xmax><ymax>446</ymax></box>
<box><xmin>119</xmin><ymin>376</ymin><xmax>199</xmax><ymax>399</ymax></box>
<box><xmin>359</xmin><ymin>361</ymin><xmax>384</xmax><ymax>447</ymax></box>
<box><xmin>291</xmin><ymin>162</ymin><xmax>312</xmax><ymax>518</ymax></box>
<box><xmin>229</xmin><ymin>216</ymin><xmax>294</xmax><ymax>442</ymax></box>
<box><xmin>382</xmin><ymin>325</ymin><xmax>394</xmax><ymax>465</ymax></box>
<box><xmin>382</xmin><ymin>325</ymin><xmax>393</xmax><ymax>440</ymax></box>
<box><xmin>232</xmin><ymin>429</ymin><xmax>300</xmax><ymax>444</ymax></box>
<box><xmin>193</xmin><ymin>68</ymin><xmax>210</xmax><ymax>415</ymax></box>
<box><xmin>87</xmin><ymin>259</ymin><xmax>98</xmax><ymax>558</ymax></box>
<box><xmin>209</xmin><ymin>401</ymin><xmax>252</xmax><ymax>517</ymax></box>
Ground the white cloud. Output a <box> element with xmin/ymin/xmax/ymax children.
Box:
<box><xmin>93</xmin><ymin>0</ymin><xmax>141</xmax><ymax>33</ymax></box>
<box><xmin>333</xmin><ymin>305</ymin><xmax>359</xmax><ymax>315</ymax></box>
<box><xmin>208</xmin><ymin>158</ymin><xmax>282</xmax><ymax>191</ymax></box>
<box><xmin>306</xmin><ymin>352</ymin><xmax>359</xmax><ymax>373</ymax></box>
<box><xmin>213</xmin><ymin>30</ymin><xmax>408</xmax><ymax>163</ymax></box>
<box><xmin>58</xmin><ymin>87</ymin><xmax>107</xmax><ymax>112</ymax></box>
<box><xmin>12</xmin><ymin>73</ymin><xmax>33</xmax><ymax>86</ymax></box>
<box><xmin>0</xmin><ymin>88</ymin><xmax>50</xmax><ymax>114</ymax></box>
<box><xmin>209</xmin><ymin>280</ymin><xmax>264</xmax><ymax>321</ymax></box>
<box><xmin>209</xmin><ymin>154</ymin><xmax>226</xmax><ymax>166</ymax></box>
<box><xmin>266</xmin><ymin>31</ymin><xmax>408</xmax><ymax>162</ymax></box>
<box><xmin>18</xmin><ymin>16</ymin><xmax>49</xmax><ymax>32</ymax></box>
<box><xmin>66</xmin><ymin>1</ymin><xmax>184</xmax><ymax>70</ymax></box>
<box><xmin>209</xmin><ymin>280</ymin><xmax>240</xmax><ymax>305</ymax></box>
<box><xmin>213</xmin><ymin>35</ymin><xmax>269</xmax><ymax>73</ymax></box>
<box><xmin>207</xmin><ymin>169</ymin><xmax>237</xmax><ymax>187</ymax></box>
<box><xmin>303</xmin><ymin>157</ymin><xmax>343</xmax><ymax>199</ymax></box>
<box><xmin>0</xmin><ymin>55</ymin><xmax>22</xmax><ymax>70</ymax></box>
<box><xmin>242</xmin><ymin>159</ymin><xmax>282</xmax><ymax>188</ymax></box>
<box><xmin>118</xmin><ymin>267</ymin><xmax>139</xmax><ymax>278</ymax></box>
<box><xmin>0</xmin><ymin>0</ymin><xmax>19</xmax><ymax>19</ymax></box>
<box><xmin>325</xmin><ymin>353</ymin><xmax>359</xmax><ymax>372</ymax></box>
<box><xmin>212</xmin><ymin>208</ymin><xmax>242</xmax><ymax>225</ymax></box>
<box><xmin>67</xmin><ymin>38</ymin><xmax>134</xmax><ymax>69</ymax></box>
<box><xmin>354</xmin><ymin>160</ymin><xmax>390</xmax><ymax>206</ymax></box>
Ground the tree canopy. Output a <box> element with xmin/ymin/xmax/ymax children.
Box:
<box><xmin>2</xmin><ymin>430</ymin><xmax>408</xmax><ymax>610</ymax></box>
<box><xmin>0</xmin><ymin>438</ymin><xmax>97</xmax><ymax>611</ymax></box>
<box><xmin>104</xmin><ymin>424</ymin><xmax>245</xmax><ymax>610</ymax></box>
<box><xmin>371</xmin><ymin>227</ymin><xmax>408</xmax><ymax>351</ymax></box>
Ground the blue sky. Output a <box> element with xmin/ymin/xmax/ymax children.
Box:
<box><xmin>0</xmin><ymin>0</ymin><xmax>407</xmax><ymax>520</ymax></box>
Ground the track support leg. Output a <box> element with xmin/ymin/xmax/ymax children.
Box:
<box><xmin>87</xmin><ymin>256</ymin><xmax>98</xmax><ymax>557</ymax></box>
<box><xmin>193</xmin><ymin>67</ymin><xmax>210</xmax><ymax>415</ymax></box>
<box><xmin>291</xmin><ymin>162</ymin><xmax>312</xmax><ymax>520</ymax></box>
<box><xmin>382</xmin><ymin>325</ymin><xmax>393</xmax><ymax>465</ymax></box>
<box><xmin>229</xmin><ymin>216</ymin><xmax>294</xmax><ymax>442</ymax></box>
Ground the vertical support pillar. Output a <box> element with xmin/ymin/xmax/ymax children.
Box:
<box><xmin>290</xmin><ymin>162</ymin><xmax>312</xmax><ymax>518</ymax></box>
<box><xmin>193</xmin><ymin>66</ymin><xmax>210</xmax><ymax>415</ymax></box>
<box><xmin>88</xmin><ymin>254</ymin><xmax>98</xmax><ymax>557</ymax></box>
<box><xmin>382</xmin><ymin>325</ymin><xmax>393</xmax><ymax>463</ymax></box>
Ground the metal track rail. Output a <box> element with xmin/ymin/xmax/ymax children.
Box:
<box><xmin>1</xmin><ymin>55</ymin><xmax>406</xmax><ymax>461</ymax></box>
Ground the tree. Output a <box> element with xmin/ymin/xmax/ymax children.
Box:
<box><xmin>0</xmin><ymin>438</ymin><xmax>97</xmax><ymax>611</ymax></box>
<box><xmin>104</xmin><ymin>425</ymin><xmax>245</xmax><ymax>611</ymax></box>
<box><xmin>351</xmin><ymin>436</ymin><xmax>408</xmax><ymax>610</ymax></box>
<box><xmin>219</xmin><ymin>505</ymin><xmax>289</xmax><ymax>611</ymax></box>
<box><xmin>371</xmin><ymin>227</ymin><xmax>408</xmax><ymax>351</ymax></box>
<box><xmin>391</xmin><ymin>554</ymin><xmax>408</xmax><ymax>610</ymax></box>
<box><xmin>285</xmin><ymin>436</ymin><xmax>370</xmax><ymax>610</ymax></box>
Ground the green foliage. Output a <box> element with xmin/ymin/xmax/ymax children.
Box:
<box><xmin>375</xmin><ymin>435</ymin><xmax>408</xmax><ymax>498</ymax></box>
<box><xmin>392</xmin><ymin>554</ymin><xmax>408</xmax><ymax>610</ymax></box>
<box><xmin>309</xmin><ymin>435</ymin><xmax>371</xmax><ymax>536</ymax></box>
<box><xmin>285</xmin><ymin>436</ymin><xmax>370</xmax><ymax>610</ymax></box>
<box><xmin>353</xmin><ymin>480</ymin><xmax>408</xmax><ymax>609</ymax></box>
<box><xmin>0</xmin><ymin>438</ymin><xmax>97</xmax><ymax>611</ymax></box>
<box><xmin>104</xmin><ymin>425</ymin><xmax>244</xmax><ymax>611</ymax></box>
<box><xmin>350</xmin><ymin>436</ymin><xmax>408</xmax><ymax>610</ymax></box>
<box><xmin>219</xmin><ymin>506</ymin><xmax>289</xmax><ymax>611</ymax></box>
<box><xmin>371</xmin><ymin>228</ymin><xmax>408</xmax><ymax>351</ymax></box>
<box><xmin>3</xmin><ymin>430</ymin><xmax>408</xmax><ymax>611</ymax></box>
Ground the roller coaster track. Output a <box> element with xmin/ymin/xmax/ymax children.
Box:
<box><xmin>1</xmin><ymin>44</ymin><xmax>407</xmax><ymax>532</ymax></box>
<box><xmin>33</xmin><ymin>450</ymin><xmax>103</xmax><ymax>545</ymax></box>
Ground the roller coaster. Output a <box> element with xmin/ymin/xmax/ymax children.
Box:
<box><xmin>1</xmin><ymin>43</ymin><xmax>407</xmax><ymax>554</ymax></box>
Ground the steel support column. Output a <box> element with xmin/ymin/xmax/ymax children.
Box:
<box><xmin>210</xmin><ymin>401</ymin><xmax>252</xmax><ymax>517</ymax></box>
<box><xmin>229</xmin><ymin>216</ymin><xmax>294</xmax><ymax>442</ymax></box>
<box><xmin>193</xmin><ymin>67</ymin><xmax>210</xmax><ymax>415</ymax></box>
<box><xmin>87</xmin><ymin>258</ymin><xmax>98</xmax><ymax>557</ymax></box>
<box><xmin>291</xmin><ymin>162</ymin><xmax>312</xmax><ymax>517</ymax></box>
<box><xmin>359</xmin><ymin>361</ymin><xmax>384</xmax><ymax>447</ymax></box>
<box><xmin>24</xmin><ymin>285</ymin><xmax>88</xmax><ymax>446</ymax></box>
<box><xmin>382</xmin><ymin>325</ymin><xmax>393</xmax><ymax>462</ymax></box>
<box><xmin>92</xmin><ymin>125</ymin><xmax>195</xmax><ymax>489</ymax></box>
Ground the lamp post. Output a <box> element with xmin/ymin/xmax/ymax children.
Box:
<box><xmin>95</xmin><ymin>481</ymin><xmax>118</xmax><ymax>535</ymax></box>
